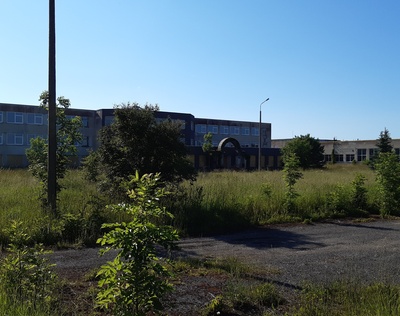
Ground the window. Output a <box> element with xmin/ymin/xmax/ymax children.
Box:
<box><xmin>220</xmin><ymin>125</ymin><xmax>229</xmax><ymax>134</ymax></box>
<box><xmin>105</xmin><ymin>116</ymin><xmax>114</xmax><ymax>126</ymax></box>
<box><xmin>369</xmin><ymin>148</ymin><xmax>379</xmax><ymax>159</ymax></box>
<box><xmin>27</xmin><ymin>113</ymin><xmax>43</xmax><ymax>125</ymax></box>
<box><xmin>0</xmin><ymin>112</ymin><xmax>3</xmax><ymax>123</ymax></box>
<box><xmin>7</xmin><ymin>112</ymin><xmax>23</xmax><ymax>124</ymax></box>
<box><xmin>357</xmin><ymin>149</ymin><xmax>367</xmax><ymax>161</ymax></box>
<box><xmin>324</xmin><ymin>155</ymin><xmax>332</xmax><ymax>162</ymax></box>
<box><xmin>81</xmin><ymin>117</ymin><xmax>89</xmax><ymax>127</ymax></box>
<box><xmin>7</xmin><ymin>133</ymin><xmax>24</xmax><ymax>145</ymax></box>
<box><xmin>242</xmin><ymin>127</ymin><xmax>250</xmax><ymax>135</ymax></box>
<box><xmin>81</xmin><ymin>136</ymin><xmax>89</xmax><ymax>147</ymax></box>
<box><xmin>0</xmin><ymin>133</ymin><xmax>3</xmax><ymax>145</ymax></box>
<box><xmin>230</xmin><ymin>126</ymin><xmax>239</xmax><ymax>135</ymax></box>
<box><xmin>346</xmin><ymin>154</ymin><xmax>355</xmax><ymax>162</ymax></box>
<box><xmin>251</xmin><ymin>127</ymin><xmax>259</xmax><ymax>136</ymax></box>
<box><xmin>208</xmin><ymin>125</ymin><xmax>218</xmax><ymax>134</ymax></box>
<box><xmin>195</xmin><ymin>124</ymin><xmax>206</xmax><ymax>134</ymax></box>
<box><xmin>335</xmin><ymin>154</ymin><xmax>344</xmax><ymax>162</ymax></box>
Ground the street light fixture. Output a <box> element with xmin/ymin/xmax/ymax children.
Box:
<box><xmin>258</xmin><ymin>98</ymin><xmax>269</xmax><ymax>171</ymax></box>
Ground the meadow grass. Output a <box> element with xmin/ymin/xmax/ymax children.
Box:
<box><xmin>0</xmin><ymin>163</ymin><xmax>382</xmax><ymax>241</ymax></box>
<box><xmin>177</xmin><ymin>163</ymin><xmax>378</xmax><ymax>234</ymax></box>
<box><xmin>292</xmin><ymin>281</ymin><xmax>400</xmax><ymax>316</ymax></box>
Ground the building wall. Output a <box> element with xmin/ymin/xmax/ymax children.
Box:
<box><xmin>272</xmin><ymin>138</ymin><xmax>400</xmax><ymax>163</ymax></box>
<box><xmin>0</xmin><ymin>103</ymin><xmax>276</xmax><ymax>169</ymax></box>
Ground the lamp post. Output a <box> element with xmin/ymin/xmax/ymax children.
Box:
<box><xmin>258</xmin><ymin>98</ymin><xmax>269</xmax><ymax>171</ymax></box>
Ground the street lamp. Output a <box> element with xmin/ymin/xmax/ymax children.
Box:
<box><xmin>258</xmin><ymin>98</ymin><xmax>269</xmax><ymax>171</ymax></box>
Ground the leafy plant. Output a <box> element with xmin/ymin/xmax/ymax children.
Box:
<box><xmin>0</xmin><ymin>221</ymin><xmax>57</xmax><ymax>312</ymax></box>
<box><xmin>375</xmin><ymin>152</ymin><xmax>400</xmax><ymax>216</ymax></box>
<box><xmin>26</xmin><ymin>91</ymin><xmax>82</xmax><ymax>211</ymax></box>
<box><xmin>283</xmin><ymin>152</ymin><xmax>303</xmax><ymax>213</ymax></box>
<box><xmin>96</xmin><ymin>172</ymin><xmax>179</xmax><ymax>315</ymax></box>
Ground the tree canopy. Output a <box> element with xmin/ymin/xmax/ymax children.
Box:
<box><xmin>88</xmin><ymin>103</ymin><xmax>196</xmax><ymax>196</ymax></box>
<box><xmin>376</xmin><ymin>128</ymin><xmax>393</xmax><ymax>154</ymax></box>
<box><xmin>281</xmin><ymin>134</ymin><xmax>325</xmax><ymax>169</ymax></box>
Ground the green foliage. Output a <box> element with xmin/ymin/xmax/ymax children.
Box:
<box><xmin>283</xmin><ymin>153</ymin><xmax>303</xmax><ymax>213</ymax></box>
<box><xmin>26</xmin><ymin>91</ymin><xmax>82</xmax><ymax>209</ymax></box>
<box><xmin>376</xmin><ymin>128</ymin><xmax>393</xmax><ymax>154</ymax></box>
<box><xmin>375</xmin><ymin>152</ymin><xmax>400</xmax><ymax>216</ymax></box>
<box><xmin>203</xmin><ymin>282</ymin><xmax>283</xmax><ymax>315</ymax></box>
<box><xmin>90</xmin><ymin>103</ymin><xmax>196</xmax><ymax>198</ymax></box>
<box><xmin>282</xmin><ymin>134</ymin><xmax>325</xmax><ymax>169</ymax></box>
<box><xmin>293</xmin><ymin>281</ymin><xmax>400</xmax><ymax>316</ymax></box>
<box><xmin>96</xmin><ymin>172</ymin><xmax>180</xmax><ymax>315</ymax></box>
<box><xmin>0</xmin><ymin>221</ymin><xmax>57</xmax><ymax>313</ymax></box>
<box><xmin>202</xmin><ymin>132</ymin><xmax>213</xmax><ymax>153</ymax></box>
<box><xmin>350</xmin><ymin>173</ymin><xmax>369</xmax><ymax>215</ymax></box>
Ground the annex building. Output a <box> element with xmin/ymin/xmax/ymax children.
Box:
<box><xmin>272</xmin><ymin>138</ymin><xmax>400</xmax><ymax>163</ymax></box>
<box><xmin>0</xmin><ymin>103</ymin><xmax>280</xmax><ymax>170</ymax></box>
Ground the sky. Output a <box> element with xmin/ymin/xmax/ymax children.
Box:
<box><xmin>1</xmin><ymin>1</ymin><xmax>399</xmax><ymax>141</ymax></box>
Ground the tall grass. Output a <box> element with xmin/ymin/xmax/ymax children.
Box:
<box><xmin>293</xmin><ymin>281</ymin><xmax>400</xmax><ymax>316</ymax></box>
<box><xmin>0</xmin><ymin>164</ymin><xmax>382</xmax><ymax>241</ymax></box>
<box><xmin>0</xmin><ymin>169</ymin><xmax>111</xmax><ymax>247</ymax></box>
<box><xmin>175</xmin><ymin>164</ymin><xmax>379</xmax><ymax>235</ymax></box>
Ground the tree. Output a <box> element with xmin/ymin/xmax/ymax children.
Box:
<box><xmin>283</xmin><ymin>152</ymin><xmax>303</xmax><ymax>213</ymax></box>
<box><xmin>376</xmin><ymin>128</ymin><xmax>393</xmax><ymax>154</ymax></box>
<box><xmin>26</xmin><ymin>91</ymin><xmax>82</xmax><ymax>209</ymax></box>
<box><xmin>89</xmin><ymin>103</ymin><xmax>196</xmax><ymax>197</ymax></box>
<box><xmin>375</xmin><ymin>152</ymin><xmax>400</xmax><ymax>216</ymax></box>
<box><xmin>202</xmin><ymin>132</ymin><xmax>213</xmax><ymax>170</ymax></box>
<box><xmin>281</xmin><ymin>134</ymin><xmax>325</xmax><ymax>169</ymax></box>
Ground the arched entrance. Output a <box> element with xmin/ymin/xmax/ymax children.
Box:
<box><xmin>216</xmin><ymin>137</ymin><xmax>249</xmax><ymax>169</ymax></box>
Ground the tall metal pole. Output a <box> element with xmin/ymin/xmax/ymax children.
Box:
<box><xmin>48</xmin><ymin>0</ymin><xmax>57</xmax><ymax>215</ymax></box>
<box><xmin>258</xmin><ymin>98</ymin><xmax>269</xmax><ymax>171</ymax></box>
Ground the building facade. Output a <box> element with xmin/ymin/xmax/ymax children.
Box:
<box><xmin>0</xmin><ymin>103</ymin><xmax>279</xmax><ymax>170</ymax></box>
<box><xmin>272</xmin><ymin>138</ymin><xmax>400</xmax><ymax>164</ymax></box>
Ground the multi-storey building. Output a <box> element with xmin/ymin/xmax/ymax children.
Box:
<box><xmin>0</xmin><ymin>103</ymin><xmax>280</xmax><ymax>170</ymax></box>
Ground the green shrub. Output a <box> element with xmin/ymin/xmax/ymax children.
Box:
<box><xmin>0</xmin><ymin>221</ymin><xmax>58</xmax><ymax>313</ymax></box>
<box><xmin>96</xmin><ymin>172</ymin><xmax>179</xmax><ymax>315</ymax></box>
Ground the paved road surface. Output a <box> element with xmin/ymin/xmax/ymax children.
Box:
<box><xmin>175</xmin><ymin>219</ymin><xmax>400</xmax><ymax>287</ymax></box>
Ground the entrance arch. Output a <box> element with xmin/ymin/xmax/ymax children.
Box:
<box><xmin>216</xmin><ymin>137</ymin><xmax>249</xmax><ymax>169</ymax></box>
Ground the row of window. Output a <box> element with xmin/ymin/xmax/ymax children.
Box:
<box><xmin>324</xmin><ymin>148</ymin><xmax>400</xmax><ymax>162</ymax></box>
<box><xmin>195</xmin><ymin>124</ymin><xmax>259</xmax><ymax>136</ymax></box>
<box><xmin>0</xmin><ymin>133</ymin><xmax>90</xmax><ymax>147</ymax></box>
<box><xmin>0</xmin><ymin>111</ymin><xmax>89</xmax><ymax>127</ymax></box>
<box><xmin>194</xmin><ymin>140</ymin><xmax>260</xmax><ymax>148</ymax></box>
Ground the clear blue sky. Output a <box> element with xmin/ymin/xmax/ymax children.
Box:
<box><xmin>1</xmin><ymin>1</ymin><xmax>399</xmax><ymax>140</ymax></box>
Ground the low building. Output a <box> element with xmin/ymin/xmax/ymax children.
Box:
<box><xmin>272</xmin><ymin>138</ymin><xmax>400</xmax><ymax>164</ymax></box>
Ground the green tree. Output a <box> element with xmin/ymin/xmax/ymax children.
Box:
<box><xmin>283</xmin><ymin>152</ymin><xmax>303</xmax><ymax>213</ymax></box>
<box><xmin>96</xmin><ymin>172</ymin><xmax>179</xmax><ymax>315</ymax></box>
<box><xmin>202</xmin><ymin>132</ymin><xmax>213</xmax><ymax>170</ymax></box>
<box><xmin>376</xmin><ymin>128</ymin><xmax>393</xmax><ymax>154</ymax></box>
<box><xmin>282</xmin><ymin>134</ymin><xmax>325</xmax><ymax>169</ymax></box>
<box><xmin>88</xmin><ymin>103</ymin><xmax>196</xmax><ymax>197</ymax></box>
<box><xmin>375</xmin><ymin>152</ymin><xmax>400</xmax><ymax>216</ymax></box>
<box><xmin>26</xmin><ymin>91</ymin><xmax>82</xmax><ymax>209</ymax></box>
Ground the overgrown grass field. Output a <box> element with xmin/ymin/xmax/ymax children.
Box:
<box><xmin>0</xmin><ymin>164</ymin><xmax>380</xmax><ymax>243</ymax></box>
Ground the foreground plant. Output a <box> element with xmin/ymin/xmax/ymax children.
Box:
<box><xmin>0</xmin><ymin>221</ymin><xmax>57</xmax><ymax>313</ymax></box>
<box><xmin>96</xmin><ymin>172</ymin><xmax>179</xmax><ymax>315</ymax></box>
